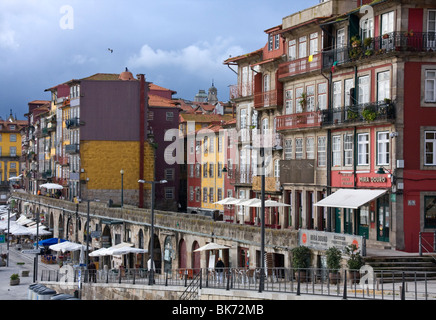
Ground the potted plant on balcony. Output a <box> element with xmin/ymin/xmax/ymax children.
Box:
<box><xmin>362</xmin><ymin>106</ymin><xmax>377</xmax><ymax>122</ymax></box>
<box><xmin>363</xmin><ymin>37</ymin><xmax>372</xmax><ymax>48</ymax></box>
<box><xmin>347</xmin><ymin>108</ymin><xmax>359</xmax><ymax>121</ymax></box>
<box><xmin>326</xmin><ymin>247</ymin><xmax>342</xmax><ymax>284</ymax></box>
<box><xmin>298</xmin><ymin>93</ymin><xmax>307</xmax><ymax>112</ymax></box>
<box><xmin>291</xmin><ymin>245</ymin><xmax>311</xmax><ymax>282</ymax></box>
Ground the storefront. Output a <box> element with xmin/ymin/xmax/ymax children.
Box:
<box><xmin>314</xmin><ymin>188</ymin><xmax>389</xmax><ymax>241</ymax></box>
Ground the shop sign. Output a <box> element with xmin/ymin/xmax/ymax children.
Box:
<box><xmin>359</xmin><ymin>176</ymin><xmax>387</xmax><ymax>183</ymax></box>
<box><xmin>299</xmin><ymin>229</ymin><xmax>363</xmax><ymax>252</ymax></box>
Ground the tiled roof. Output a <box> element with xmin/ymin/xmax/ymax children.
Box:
<box><xmin>148</xmin><ymin>94</ymin><xmax>179</xmax><ymax>108</ymax></box>
<box><xmin>179</xmin><ymin>113</ymin><xmax>234</xmax><ymax>123</ymax></box>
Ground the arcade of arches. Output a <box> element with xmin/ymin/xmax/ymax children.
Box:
<box><xmin>14</xmin><ymin>194</ymin><xmax>301</xmax><ymax>272</ymax></box>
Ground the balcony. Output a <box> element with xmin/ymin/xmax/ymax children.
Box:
<box><xmin>55</xmin><ymin>155</ymin><xmax>69</xmax><ymax>166</ymax></box>
<box><xmin>254</xmin><ymin>89</ymin><xmax>283</xmax><ymax>109</ymax></box>
<box><xmin>276</xmin><ymin>111</ymin><xmax>322</xmax><ymax>131</ymax></box>
<box><xmin>229</xmin><ymin>84</ymin><xmax>253</xmax><ymax>100</ymax></box>
<box><xmin>65</xmin><ymin>144</ymin><xmax>79</xmax><ymax>154</ymax></box>
<box><xmin>228</xmin><ymin>167</ymin><xmax>253</xmax><ymax>186</ymax></box>
<box><xmin>322</xmin><ymin>32</ymin><xmax>436</xmax><ymax>69</ymax></box>
<box><xmin>278</xmin><ymin>53</ymin><xmax>322</xmax><ymax>80</ymax></box>
<box><xmin>321</xmin><ymin>100</ymin><xmax>395</xmax><ymax>127</ymax></box>
<box><xmin>65</xmin><ymin>117</ymin><xmax>83</xmax><ymax>129</ymax></box>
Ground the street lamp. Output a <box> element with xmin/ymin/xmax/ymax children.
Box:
<box><xmin>243</xmin><ymin>143</ymin><xmax>281</xmax><ymax>293</ymax></box>
<box><xmin>120</xmin><ymin>169</ymin><xmax>124</xmax><ymax>207</ymax></box>
<box><xmin>138</xmin><ymin>179</ymin><xmax>167</xmax><ymax>285</ymax></box>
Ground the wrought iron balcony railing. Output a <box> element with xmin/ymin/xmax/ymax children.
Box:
<box><xmin>276</xmin><ymin>111</ymin><xmax>323</xmax><ymax>131</ymax></box>
<box><xmin>321</xmin><ymin>100</ymin><xmax>395</xmax><ymax>126</ymax></box>
<box><xmin>323</xmin><ymin>32</ymin><xmax>436</xmax><ymax>69</ymax></box>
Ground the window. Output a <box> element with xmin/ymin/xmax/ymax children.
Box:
<box><xmin>377</xmin><ymin>132</ymin><xmax>390</xmax><ymax>165</ymax></box>
<box><xmin>344</xmin><ymin>134</ymin><xmax>353</xmax><ymax>166</ymax></box>
<box><xmin>288</xmin><ymin>39</ymin><xmax>296</xmax><ymax>61</ymax></box>
<box><xmin>262</xmin><ymin>118</ymin><xmax>269</xmax><ymax>134</ymax></box>
<box><xmin>189</xmin><ymin>186</ymin><xmax>194</xmax><ymax>201</ymax></box>
<box><xmin>295</xmin><ymin>87</ymin><xmax>304</xmax><ymax>113</ymax></box>
<box><xmin>306</xmin><ymin>85</ymin><xmax>315</xmax><ymax>112</ymax></box>
<box><xmin>285</xmin><ymin>89</ymin><xmax>293</xmax><ymax>114</ymax></box>
<box><xmin>268</xmin><ymin>34</ymin><xmax>273</xmax><ymax>51</ymax></box>
<box><xmin>203</xmin><ymin>163</ymin><xmax>208</xmax><ymax>178</ymax></box>
<box><xmin>428</xmin><ymin>11</ymin><xmax>436</xmax><ymax>49</ymax></box>
<box><xmin>424</xmin><ymin>196</ymin><xmax>436</xmax><ymax>228</ymax></box>
<box><xmin>148</xmin><ymin>111</ymin><xmax>154</xmax><ymax>121</ymax></box>
<box><xmin>240</xmin><ymin>109</ymin><xmax>247</xmax><ymax>129</ymax></box>
<box><xmin>317</xmin><ymin>136</ymin><xmax>326</xmax><ymax>167</ymax></box>
<box><xmin>209</xmin><ymin>187</ymin><xmax>214</xmax><ymax>203</ymax></box>
<box><xmin>381</xmin><ymin>11</ymin><xmax>394</xmax><ymax>35</ymax></box>
<box><xmin>195</xmin><ymin>187</ymin><xmax>201</xmax><ymax>202</ymax></box>
<box><xmin>333</xmin><ymin>81</ymin><xmax>342</xmax><ymax>109</ymax></box>
<box><xmin>309</xmin><ymin>32</ymin><xmax>318</xmax><ymax>56</ymax></box>
<box><xmin>166</xmin><ymin>112</ymin><xmax>174</xmax><ymax>121</ymax></box>
<box><xmin>209</xmin><ymin>137</ymin><xmax>214</xmax><ymax>153</ymax></box>
<box><xmin>10</xmin><ymin>134</ymin><xmax>16</xmax><ymax>142</ymax></box>
<box><xmin>298</xmin><ymin>36</ymin><xmax>307</xmax><ymax>58</ymax></box>
<box><xmin>203</xmin><ymin>136</ymin><xmax>208</xmax><ymax>154</ymax></box>
<box><xmin>209</xmin><ymin>163</ymin><xmax>214</xmax><ymax>178</ymax></box>
<box><xmin>318</xmin><ymin>83</ymin><xmax>327</xmax><ymax>110</ymax></box>
<box><xmin>217</xmin><ymin>188</ymin><xmax>223</xmax><ymax>202</ymax></box>
<box><xmin>10</xmin><ymin>147</ymin><xmax>16</xmax><ymax>157</ymax></box>
<box><xmin>332</xmin><ymin>135</ymin><xmax>341</xmax><ymax>166</ymax></box>
<box><xmin>358</xmin><ymin>75</ymin><xmax>370</xmax><ymax>104</ymax></box>
<box><xmin>425</xmin><ymin>131</ymin><xmax>436</xmax><ymax>165</ymax></box>
<box><xmin>344</xmin><ymin>79</ymin><xmax>354</xmax><ymax>107</ymax></box>
<box><xmin>306</xmin><ymin>137</ymin><xmax>315</xmax><ymax>159</ymax></box>
<box><xmin>377</xmin><ymin>71</ymin><xmax>390</xmax><ymax>102</ymax></box>
<box><xmin>274</xmin><ymin>159</ymin><xmax>280</xmax><ymax>179</ymax></box>
<box><xmin>361</xmin><ymin>17</ymin><xmax>374</xmax><ymax>40</ymax></box>
<box><xmin>358</xmin><ymin>133</ymin><xmax>369</xmax><ymax>165</ymax></box>
<box><xmin>425</xmin><ymin>70</ymin><xmax>436</xmax><ymax>102</ymax></box>
<box><xmin>164</xmin><ymin>188</ymin><xmax>174</xmax><ymax>199</ymax></box>
<box><xmin>217</xmin><ymin>162</ymin><xmax>222</xmax><ymax>178</ymax></box>
<box><xmin>285</xmin><ymin>139</ymin><xmax>292</xmax><ymax>160</ymax></box>
<box><xmin>218</xmin><ymin>136</ymin><xmax>222</xmax><ymax>152</ymax></box>
<box><xmin>274</xmin><ymin>34</ymin><xmax>280</xmax><ymax>50</ymax></box>
<box><xmin>164</xmin><ymin>168</ymin><xmax>174</xmax><ymax>181</ymax></box>
<box><xmin>203</xmin><ymin>187</ymin><xmax>208</xmax><ymax>202</ymax></box>
<box><xmin>189</xmin><ymin>164</ymin><xmax>194</xmax><ymax>178</ymax></box>
<box><xmin>195</xmin><ymin>163</ymin><xmax>201</xmax><ymax>177</ymax></box>
<box><xmin>295</xmin><ymin>138</ymin><xmax>303</xmax><ymax>159</ymax></box>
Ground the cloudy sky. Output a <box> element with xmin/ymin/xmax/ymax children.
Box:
<box><xmin>0</xmin><ymin>0</ymin><xmax>319</xmax><ymax>119</ymax></box>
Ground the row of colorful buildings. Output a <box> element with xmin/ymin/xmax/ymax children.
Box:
<box><xmin>3</xmin><ymin>0</ymin><xmax>436</xmax><ymax>254</ymax></box>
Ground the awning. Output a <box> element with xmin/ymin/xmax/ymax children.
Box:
<box><xmin>314</xmin><ymin>189</ymin><xmax>387</xmax><ymax>209</ymax></box>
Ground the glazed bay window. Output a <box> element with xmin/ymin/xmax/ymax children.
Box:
<box><xmin>358</xmin><ymin>133</ymin><xmax>370</xmax><ymax>165</ymax></box>
<box><xmin>425</xmin><ymin>131</ymin><xmax>436</xmax><ymax>165</ymax></box>
<box><xmin>288</xmin><ymin>39</ymin><xmax>296</xmax><ymax>61</ymax></box>
<box><xmin>333</xmin><ymin>81</ymin><xmax>341</xmax><ymax>109</ymax></box>
<box><xmin>358</xmin><ymin>75</ymin><xmax>370</xmax><ymax>104</ymax></box>
<box><xmin>377</xmin><ymin>71</ymin><xmax>390</xmax><ymax>102</ymax></box>
<box><xmin>296</xmin><ymin>87</ymin><xmax>304</xmax><ymax>113</ymax></box>
<box><xmin>377</xmin><ymin>132</ymin><xmax>390</xmax><ymax>166</ymax></box>
<box><xmin>344</xmin><ymin>134</ymin><xmax>353</xmax><ymax>166</ymax></box>
<box><xmin>306</xmin><ymin>85</ymin><xmax>315</xmax><ymax>112</ymax></box>
<box><xmin>332</xmin><ymin>135</ymin><xmax>341</xmax><ymax>166</ymax></box>
<box><xmin>425</xmin><ymin>70</ymin><xmax>436</xmax><ymax>103</ymax></box>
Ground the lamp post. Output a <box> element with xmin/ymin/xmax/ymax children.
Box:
<box><xmin>243</xmin><ymin>143</ymin><xmax>282</xmax><ymax>293</ymax></box>
<box><xmin>138</xmin><ymin>179</ymin><xmax>167</xmax><ymax>285</ymax></box>
<box><xmin>120</xmin><ymin>169</ymin><xmax>124</xmax><ymax>207</ymax></box>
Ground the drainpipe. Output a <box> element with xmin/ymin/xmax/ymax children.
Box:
<box><xmin>139</xmin><ymin>74</ymin><xmax>146</xmax><ymax>208</ymax></box>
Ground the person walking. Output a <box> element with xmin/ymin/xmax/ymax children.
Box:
<box><xmin>215</xmin><ymin>257</ymin><xmax>225</xmax><ymax>284</ymax></box>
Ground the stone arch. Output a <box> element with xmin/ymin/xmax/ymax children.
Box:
<box><xmin>163</xmin><ymin>236</ymin><xmax>174</xmax><ymax>274</ymax></box>
<box><xmin>178</xmin><ymin>238</ymin><xmax>187</xmax><ymax>269</ymax></box>
<box><xmin>58</xmin><ymin>214</ymin><xmax>64</xmax><ymax>239</ymax></box>
<box><xmin>191</xmin><ymin>241</ymin><xmax>200</xmax><ymax>274</ymax></box>
<box><xmin>148</xmin><ymin>233</ymin><xmax>161</xmax><ymax>274</ymax></box>
<box><xmin>137</xmin><ymin>229</ymin><xmax>145</xmax><ymax>268</ymax></box>
<box><xmin>101</xmin><ymin>225</ymin><xmax>112</xmax><ymax>268</ymax></box>
<box><xmin>49</xmin><ymin>212</ymin><xmax>54</xmax><ymax>233</ymax></box>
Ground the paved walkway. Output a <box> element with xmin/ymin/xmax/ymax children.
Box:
<box><xmin>0</xmin><ymin>244</ymin><xmax>59</xmax><ymax>300</ymax></box>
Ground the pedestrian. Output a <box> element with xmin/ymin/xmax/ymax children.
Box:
<box><xmin>88</xmin><ymin>260</ymin><xmax>96</xmax><ymax>283</ymax></box>
<box><xmin>215</xmin><ymin>257</ymin><xmax>225</xmax><ymax>284</ymax></box>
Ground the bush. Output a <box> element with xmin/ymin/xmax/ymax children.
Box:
<box><xmin>345</xmin><ymin>244</ymin><xmax>363</xmax><ymax>270</ymax></box>
<box><xmin>10</xmin><ymin>273</ymin><xmax>19</xmax><ymax>281</ymax></box>
<box><xmin>291</xmin><ymin>246</ymin><xmax>312</xmax><ymax>269</ymax></box>
<box><xmin>326</xmin><ymin>247</ymin><xmax>342</xmax><ymax>271</ymax></box>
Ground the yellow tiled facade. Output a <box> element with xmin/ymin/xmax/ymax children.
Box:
<box><xmin>0</xmin><ymin>117</ymin><xmax>23</xmax><ymax>181</ymax></box>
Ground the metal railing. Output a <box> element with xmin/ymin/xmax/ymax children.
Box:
<box><xmin>322</xmin><ymin>32</ymin><xmax>436</xmax><ymax>69</ymax></box>
<box><xmin>40</xmin><ymin>266</ymin><xmax>436</xmax><ymax>300</ymax></box>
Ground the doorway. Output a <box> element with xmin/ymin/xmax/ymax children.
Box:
<box><xmin>377</xmin><ymin>194</ymin><xmax>390</xmax><ymax>242</ymax></box>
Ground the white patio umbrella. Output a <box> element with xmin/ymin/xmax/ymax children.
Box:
<box><xmin>213</xmin><ymin>197</ymin><xmax>238</xmax><ymax>205</ymax></box>
<box><xmin>49</xmin><ymin>241</ymin><xmax>88</xmax><ymax>253</ymax></box>
<box><xmin>89</xmin><ymin>242</ymin><xmax>133</xmax><ymax>257</ymax></box>
<box><xmin>39</xmin><ymin>183</ymin><xmax>63</xmax><ymax>190</ymax></box>
<box><xmin>264</xmin><ymin>199</ymin><xmax>291</xmax><ymax>207</ymax></box>
<box><xmin>27</xmin><ymin>226</ymin><xmax>52</xmax><ymax>236</ymax></box>
<box><xmin>9</xmin><ymin>223</ymin><xmax>33</xmax><ymax>236</ymax></box>
<box><xmin>111</xmin><ymin>247</ymin><xmax>148</xmax><ymax>255</ymax></box>
<box><xmin>194</xmin><ymin>242</ymin><xmax>230</xmax><ymax>252</ymax></box>
<box><xmin>89</xmin><ymin>247</ymin><xmax>109</xmax><ymax>257</ymax></box>
<box><xmin>238</xmin><ymin>198</ymin><xmax>262</xmax><ymax>207</ymax></box>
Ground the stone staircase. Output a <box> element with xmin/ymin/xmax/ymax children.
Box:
<box><xmin>364</xmin><ymin>255</ymin><xmax>436</xmax><ymax>282</ymax></box>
